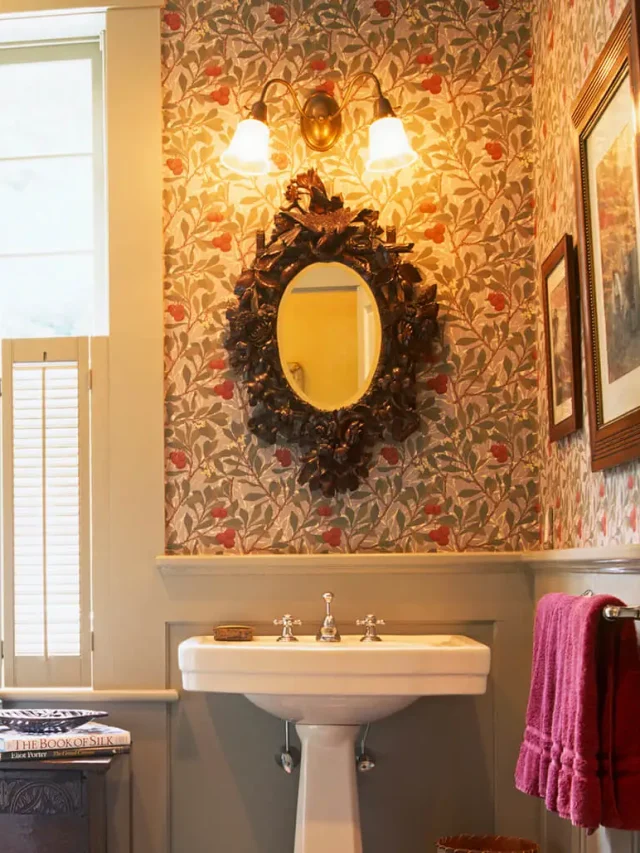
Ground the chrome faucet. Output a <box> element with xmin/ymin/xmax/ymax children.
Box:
<box><xmin>316</xmin><ymin>592</ymin><xmax>341</xmax><ymax>642</ymax></box>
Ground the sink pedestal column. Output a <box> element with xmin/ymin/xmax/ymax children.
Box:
<box><xmin>294</xmin><ymin>724</ymin><xmax>362</xmax><ymax>853</ymax></box>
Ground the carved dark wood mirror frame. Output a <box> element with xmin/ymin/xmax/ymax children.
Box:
<box><xmin>224</xmin><ymin>170</ymin><xmax>440</xmax><ymax>496</ymax></box>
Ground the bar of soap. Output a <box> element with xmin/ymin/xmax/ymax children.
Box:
<box><xmin>213</xmin><ymin>625</ymin><xmax>253</xmax><ymax>642</ymax></box>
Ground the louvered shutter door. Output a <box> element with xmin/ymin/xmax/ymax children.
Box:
<box><xmin>2</xmin><ymin>338</ymin><xmax>91</xmax><ymax>687</ymax></box>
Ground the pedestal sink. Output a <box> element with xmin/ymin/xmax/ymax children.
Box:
<box><xmin>179</xmin><ymin>633</ymin><xmax>491</xmax><ymax>853</ymax></box>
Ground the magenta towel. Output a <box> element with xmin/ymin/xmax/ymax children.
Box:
<box><xmin>515</xmin><ymin>592</ymin><xmax>640</xmax><ymax>831</ymax></box>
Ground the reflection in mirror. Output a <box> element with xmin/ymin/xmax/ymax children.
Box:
<box><xmin>277</xmin><ymin>262</ymin><xmax>382</xmax><ymax>411</ymax></box>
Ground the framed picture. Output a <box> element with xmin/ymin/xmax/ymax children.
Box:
<box><xmin>572</xmin><ymin>1</ymin><xmax>640</xmax><ymax>470</ymax></box>
<box><xmin>541</xmin><ymin>235</ymin><xmax>582</xmax><ymax>442</ymax></box>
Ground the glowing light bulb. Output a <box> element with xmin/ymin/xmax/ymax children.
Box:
<box><xmin>220</xmin><ymin>119</ymin><xmax>271</xmax><ymax>176</ymax></box>
<box><xmin>365</xmin><ymin>117</ymin><xmax>418</xmax><ymax>174</ymax></box>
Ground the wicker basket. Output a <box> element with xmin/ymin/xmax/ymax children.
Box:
<box><xmin>437</xmin><ymin>835</ymin><xmax>539</xmax><ymax>853</ymax></box>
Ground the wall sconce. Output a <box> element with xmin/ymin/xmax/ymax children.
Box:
<box><xmin>221</xmin><ymin>71</ymin><xmax>417</xmax><ymax>177</ymax></box>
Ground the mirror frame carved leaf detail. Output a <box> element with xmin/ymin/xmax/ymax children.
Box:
<box><xmin>224</xmin><ymin>170</ymin><xmax>440</xmax><ymax>496</ymax></box>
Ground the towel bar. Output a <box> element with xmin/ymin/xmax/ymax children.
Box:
<box><xmin>581</xmin><ymin>592</ymin><xmax>640</xmax><ymax>621</ymax></box>
<box><xmin>603</xmin><ymin>605</ymin><xmax>640</xmax><ymax>621</ymax></box>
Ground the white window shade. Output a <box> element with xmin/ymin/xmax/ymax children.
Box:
<box><xmin>2</xmin><ymin>338</ymin><xmax>91</xmax><ymax>687</ymax></box>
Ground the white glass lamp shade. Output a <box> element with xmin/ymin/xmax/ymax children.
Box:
<box><xmin>365</xmin><ymin>116</ymin><xmax>418</xmax><ymax>174</ymax></box>
<box><xmin>221</xmin><ymin>118</ymin><xmax>271</xmax><ymax>176</ymax></box>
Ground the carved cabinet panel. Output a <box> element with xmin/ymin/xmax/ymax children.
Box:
<box><xmin>0</xmin><ymin>759</ymin><xmax>110</xmax><ymax>853</ymax></box>
<box><xmin>0</xmin><ymin>775</ymin><xmax>85</xmax><ymax>815</ymax></box>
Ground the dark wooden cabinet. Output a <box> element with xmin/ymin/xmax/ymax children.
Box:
<box><xmin>0</xmin><ymin>757</ymin><xmax>113</xmax><ymax>853</ymax></box>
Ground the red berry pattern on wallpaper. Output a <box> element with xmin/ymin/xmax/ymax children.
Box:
<box><xmin>163</xmin><ymin>0</ymin><xmax>537</xmax><ymax>554</ymax></box>
<box><xmin>533</xmin><ymin>0</ymin><xmax>640</xmax><ymax>547</ymax></box>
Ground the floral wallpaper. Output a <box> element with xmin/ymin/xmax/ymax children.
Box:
<box><xmin>162</xmin><ymin>0</ymin><xmax>538</xmax><ymax>554</ymax></box>
<box><xmin>532</xmin><ymin>0</ymin><xmax>640</xmax><ymax>548</ymax></box>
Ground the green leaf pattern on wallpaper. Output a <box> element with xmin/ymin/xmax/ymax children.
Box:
<box><xmin>163</xmin><ymin>0</ymin><xmax>538</xmax><ymax>554</ymax></box>
<box><xmin>533</xmin><ymin>0</ymin><xmax>640</xmax><ymax>548</ymax></box>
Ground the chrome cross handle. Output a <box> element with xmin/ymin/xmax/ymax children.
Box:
<box><xmin>356</xmin><ymin>614</ymin><xmax>385</xmax><ymax>642</ymax></box>
<box><xmin>274</xmin><ymin>614</ymin><xmax>302</xmax><ymax>642</ymax></box>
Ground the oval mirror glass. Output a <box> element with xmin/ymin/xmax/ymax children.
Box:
<box><xmin>276</xmin><ymin>262</ymin><xmax>382</xmax><ymax>411</ymax></box>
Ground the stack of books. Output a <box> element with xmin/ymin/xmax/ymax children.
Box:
<box><xmin>0</xmin><ymin>723</ymin><xmax>131</xmax><ymax>762</ymax></box>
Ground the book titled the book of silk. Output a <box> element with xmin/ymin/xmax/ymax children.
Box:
<box><xmin>0</xmin><ymin>724</ymin><xmax>131</xmax><ymax>753</ymax></box>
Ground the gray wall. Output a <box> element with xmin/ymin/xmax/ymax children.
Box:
<box><xmin>170</xmin><ymin>621</ymin><xmax>496</xmax><ymax>853</ymax></box>
<box><xmin>533</xmin><ymin>569</ymin><xmax>640</xmax><ymax>853</ymax></box>
<box><xmin>7</xmin><ymin>559</ymin><xmax>640</xmax><ymax>853</ymax></box>
<box><xmin>7</xmin><ymin>701</ymin><xmax>169</xmax><ymax>853</ymax></box>
<box><xmin>164</xmin><ymin>564</ymin><xmax>537</xmax><ymax>853</ymax></box>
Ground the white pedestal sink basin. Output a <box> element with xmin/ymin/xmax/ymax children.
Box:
<box><xmin>179</xmin><ymin>633</ymin><xmax>490</xmax><ymax>853</ymax></box>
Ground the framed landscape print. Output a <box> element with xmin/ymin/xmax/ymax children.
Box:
<box><xmin>572</xmin><ymin>1</ymin><xmax>640</xmax><ymax>470</ymax></box>
<box><xmin>541</xmin><ymin>235</ymin><xmax>582</xmax><ymax>442</ymax></box>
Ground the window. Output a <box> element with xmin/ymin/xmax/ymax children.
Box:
<box><xmin>0</xmin><ymin>40</ymin><xmax>106</xmax><ymax>338</ymax></box>
<box><xmin>0</xmin><ymin>34</ymin><xmax>105</xmax><ymax>687</ymax></box>
<box><xmin>2</xmin><ymin>338</ymin><xmax>92</xmax><ymax>686</ymax></box>
<box><xmin>0</xmin><ymin>3</ymin><xmax>163</xmax><ymax>697</ymax></box>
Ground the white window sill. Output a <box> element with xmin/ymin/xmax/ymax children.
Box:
<box><xmin>0</xmin><ymin>687</ymin><xmax>179</xmax><ymax>703</ymax></box>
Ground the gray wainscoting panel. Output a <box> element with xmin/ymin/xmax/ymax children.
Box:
<box><xmin>6</xmin><ymin>701</ymin><xmax>169</xmax><ymax>853</ymax></box>
<box><xmin>169</xmin><ymin>613</ymin><xmax>530</xmax><ymax>853</ymax></box>
<box><xmin>533</xmin><ymin>570</ymin><xmax>640</xmax><ymax>853</ymax></box>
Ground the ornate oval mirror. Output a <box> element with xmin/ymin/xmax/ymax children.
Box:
<box><xmin>277</xmin><ymin>262</ymin><xmax>382</xmax><ymax>411</ymax></box>
<box><xmin>225</xmin><ymin>170</ymin><xmax>440</xmax><ymax>496</ymax></box>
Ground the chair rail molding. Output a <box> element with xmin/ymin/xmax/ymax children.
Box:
<box><xmin>156</xmin><ymin>552</ymin><xmax>524</xmax><ymax>576</ymax></box>
<box><xmin>156</xmin><ymin>545</ymin><xmax>640</xmax><ymax>577</ymax></box>
<box><xmin>525</xmin><ymin>543</ymin><xmax>640</xmax><ymax>573</ymax></box>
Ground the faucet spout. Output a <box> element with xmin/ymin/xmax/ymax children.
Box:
<box><xmin>316</xmin><ymin>592</ymin><xmax>341</xmax><ymax>642</ymax></box>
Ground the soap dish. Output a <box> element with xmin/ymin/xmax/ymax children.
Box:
<box><xmin>213</xmin><ymin>625</ymin><xmax>253</xmax><ymax>642</ymax></box>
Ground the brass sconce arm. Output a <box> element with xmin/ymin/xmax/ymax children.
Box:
<box><xmin>333</xmin><ymin>71</ymin><xmax>395</xmax><ymax>119</ymax></box>
<box><xmin>250</xmin><ymin>77</ymin><xmax>306</xmax><ymax>121</ymax></box>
